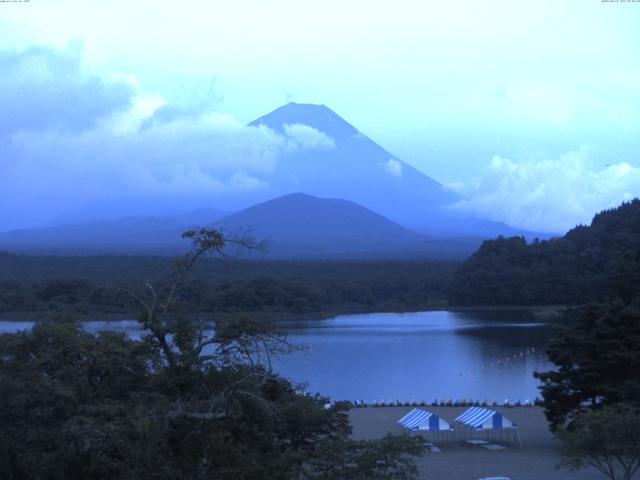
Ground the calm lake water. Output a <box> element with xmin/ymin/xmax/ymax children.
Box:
<box><xmin>0</xmin><ymin>310</ymin><xmax>553</xmax><ymax>402</ymax></box>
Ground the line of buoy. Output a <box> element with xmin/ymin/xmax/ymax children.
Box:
<box><xmin>351</xmin><ymin>398</ymin><xmax>540</xmax><ymax>408</ymax></box>
<box><xmin>481</xmin><ymin>347</ymin><xmax>537</xmax><ymax>369</ymax></box>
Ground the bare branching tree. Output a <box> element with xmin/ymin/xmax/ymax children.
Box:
<box><xmin>119</xmin><ymin>228</ymin><xmax>304</xmax><ymax>420</ymax></box>
<box><xmin>121</xmin><ymin>227</ymin><xmax>268</xmax><ymax>371</ymax></box>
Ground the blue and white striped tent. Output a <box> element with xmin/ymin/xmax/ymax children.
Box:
<box><xmin>398</xmin><ymin>408</ymin><xmax>452</xmax><ymax>431</ymax></box>
<box><xmin>454</xmin><ymin>407</ymin><xmax>516</xmax><ymax>430</ymax></box>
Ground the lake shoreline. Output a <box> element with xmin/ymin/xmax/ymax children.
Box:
<box><xmin>3</xmin><ymin>311</ymin><xmax>554</xmax><ymax>404</ymax></box>
<box><xmin>0</xmin><ymin>304</ymin><xmax>579</xmax><ymax>323</ymax></box>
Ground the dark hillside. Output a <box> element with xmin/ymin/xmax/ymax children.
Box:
<box><xmin>212</xmin><ymin>193</ymin><xmax>482</xmax><ymax>258</ymax></box>
<box><xmin>449</xmin><ymin>199</ymin><xmax>640</xmax><ymax>306</ymax></box>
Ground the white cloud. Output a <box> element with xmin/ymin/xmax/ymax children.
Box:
<box><xmin>3</xmin><ymin>112</ymin><xmax>283</xmax><ymax>199</ymax></box>
<box><xmin>450</xmin><ymin>147</ymin><xmax>640</xmax><ymax>233</ymax></box>
<box><xmin>0</xmin><ymin>45</ymin><xmax>134</xmax><ymax>135</ymax></box>
<box><xmin>283</xmin><ymin>123</ymin><xmax>335</xmax><ymax>150</ymax></box>
<box><xmin>100</xmin><ymin>71</ymin><xmax>166</xmax><ymax>135</ymax></box>
<box><xmin>382</xmin><ymin>158</ymin><xmax>403</xmax><ymax>177</ymax></box>
<box><xmin>0</xmin><ymin>45</ymin><xmax>339</xmax><ymax>229</ymax></box>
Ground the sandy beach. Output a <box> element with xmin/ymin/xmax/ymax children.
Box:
<box><xmin>349</xmin><ymin>406</ymin><xmax>604</xmax><ymax>480</ymax></box>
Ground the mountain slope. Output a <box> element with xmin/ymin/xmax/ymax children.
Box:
<box><xmin>0</xmin><ymin>193</ymin><xmax>483</xmax><ymax>258</ymax></box>
<box><xmin>6</xmin><ymin>102</ymin><xmax>548</xmax><ymax>243</ymax></box>
<box><xmin>249</xmin><ymin>103</ymin><xmax>549</xmax><ymax>239</ymax></box>
<box><xmin>249</xmin><ymin>103</ymin><xmax>457</xmax><ymax>229</ymax></box>
<box><xmin>1</xmin><ymin>102</ymin><xmax>549</xmax><ymax>252</ymax></box>
<box><xmin>449</xmin><ymin>199</ymin><xmax>640</xmax><ymax>306</ymax></box>
<box><xmin>0</xmin><ymin>208</ymin><xmax>225</xmax><ymax>254</ymax></box>
<box><xmin>215</xmin><ymin>192</ymin><xmax>422</xmax><ymax>253</ymax></box>
<box><xmin>214</xmin><ymin>193</ymin><xmax>479</xmax><ymax>258</ymax></box>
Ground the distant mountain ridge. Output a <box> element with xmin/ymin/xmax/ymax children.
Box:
<box><xmin>0</xmin><ymin>193</ymin><xmax>482</xmax><ymax>258</ymax></box>
<box><xmin>215</xmin><ymin>192</ymin><xmax>487</xmax><ymax>259</ymax></box>
<box><xmin>0</xmin><ymin>208</ymin><xmax>225</xmax><ymax>255</ymax></box>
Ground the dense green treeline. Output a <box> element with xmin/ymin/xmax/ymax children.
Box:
<box><xmin>0</xmin><ymin>253</ymin><xmax>456</xmax><ymax>318</ymax></box>
<box><xmin>449</xmin><ymin>199</ymin><xmax>640</xmax><ymax>306</ymax></box>
<box><xmin>0</xmin><ymin>319</ymin><xmax>425</xmax><ymax>480</ymax></box>
<box><xmin>6</xmin><ymin>198</ymin><xmax>640</xmax><ymax>315</ymax></box>
<box><xmin>0</xmin><ymin>229</ymin><xmax>426</xmax><ymax>479</ymax></box>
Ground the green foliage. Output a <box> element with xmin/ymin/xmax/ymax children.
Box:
<box><xmin>557</xmin><ymin>403</ymin><xmax>640</xmax><ymax>480</ymax></box>
<box><xmin>449</xmin><ymin>199</ymin><xmax>640</xmax><ymax>306</ymax></box>
<box><xmin>34</xmin><ymin>279</ymin><xmax>90</xmax><ymax>304</ymax></box>
<box><xmin>0</xmin><ymin>230</ymin><xmax>427</xmax><ymax>479</ymax></box>
<box><xmin>0</xmin><ymin>320</ymin><xmax>156</xmax><ymax>480</ymax></box>
<box><xmin>535</xmin><ymin>301</ymin><xmax>640</xmax><ymax>430</ymax></box>
<box><xmin>301</xmin><ymin>434</ymin><xmax>426</xmax><ymax>480</ymax></box>
<box><xmin>0</xmin><ymin>258</ymin><xmax>456</xmax><ymax>318</ymax></box>
<box><xmin>0</xmin><ymin>316</ymin><xmax>426</xmax><ymax>479</ymax></box>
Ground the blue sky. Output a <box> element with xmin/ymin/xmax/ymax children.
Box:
<box><xmin>1</xmin><ymin>0</ymin><xmax>640</xmax><ymax>232</ymax></box>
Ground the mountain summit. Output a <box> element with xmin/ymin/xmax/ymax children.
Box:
<box><xmin>213</xmin><ymin>193</ymin><xmax>479</xmax><ymax>258</ymax></box>
<box><xmin>1</xmin><ymin>102</ymin><xmax>544</xmax><ymax>253</ymax></box>
<box><xmin>214</xmin><ymin>192</ymin><xmax>423</xmax><ymax>256</ymax></box>
<box><xmin>0</xmin><ymin>193</ymin><xmax>481</xmax><ymax>258</ymax></box>
<box><xmin>250</xmin><ymin>103</ymin><xmax>359</xmax><ymax>141</ymax></box>
<box><xmin>248</xmin><ymin>103</ymin><xmax>457</xmax><ymax>230</ymax></box>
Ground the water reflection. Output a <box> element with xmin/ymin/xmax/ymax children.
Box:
<box><xmin>0</xmin><ymin>310</ymin><xmax>554</xmax><ymax>402</ymax></box>
<box><xmin>272</xmin><ymin>310</ymin><xmax>553</xmax><ymax>402</ymax></box>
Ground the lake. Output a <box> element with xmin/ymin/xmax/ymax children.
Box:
<box><xmin>0</xmin><ymin>310</ymin><xmax>554</xmax><ymax>402</ymax></box>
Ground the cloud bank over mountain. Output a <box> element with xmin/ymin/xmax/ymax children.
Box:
<box><xmin>450</xmin><ymin>148</ymin><xmax>640</xmax><ymax>233</ymax></box>
<box><xmin>0</xmin><ymin>42</ymin><xmax>638</xmax><ymax>234</ymax></box>
<box><xmin>0</xmin><ymin>44</ymin><xmax>134</xmax><ymax>135</ymax></box>
<box><xmin>0</xmin><ymin>46</ymin><xmax>340</xmax><ymax>230</ymax></box>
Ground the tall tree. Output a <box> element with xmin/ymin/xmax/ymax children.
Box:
<box><xmin>0</xmin><ymin>229</ymin><xmax>426</xmax><ymax>480</ymax></box>
<box><xmin>557</xmin><ymin>404</ymin><xmax>640</xmax><ymax>480</ymax></box>
<box><xmin>535</xmin><ymin>301</ymin><xmax>640</xmax><ymax>430</ymax></box>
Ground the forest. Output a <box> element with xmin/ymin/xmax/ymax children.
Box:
<box><xmin>0</xmin><ymin>230</ymin><xmax>427</xmax><ymax>479</ymax></box>
<box><xmin>3</xmin><ymin>200</ymin><xmax>640</xmax><ymax>321</ymax></box>
<box><xmin>0</xmin><ymin>253</ymin><xmax>456</xmax><ymax>319</ymax></box>
<box><xmin>449</xmin><ymin>199</ymin><xmax>640</xmax><ymax>306</ymax></box>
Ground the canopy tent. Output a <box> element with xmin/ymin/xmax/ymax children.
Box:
<box><xmin>398</xmin><ymin>408</ymin><xmax>452</xmax><ymax>431</ymax></box>
<box><xmin>454</xmin><ymin>407</ymin><xmax>522</xmax><ymax>447</ymax></box>
<box><xmin>454</xmin><ymin>407</ymin><xmax>515</xmax><ymax>430</ymax></box>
